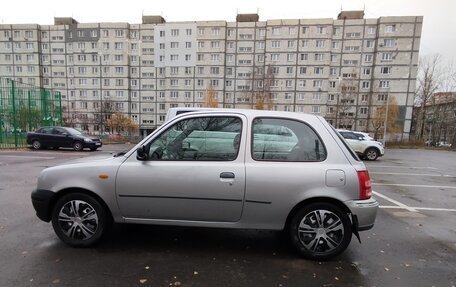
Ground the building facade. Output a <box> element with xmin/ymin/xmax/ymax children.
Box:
<box><xmin>0</xmin><ymin>11</ymin><xmax>422</xmax><ymax>139</ymax></box>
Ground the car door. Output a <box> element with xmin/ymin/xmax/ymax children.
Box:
<box><xmin>115</xmin><ymin>114</ymin><xmax>247</xmax><ymax>222</ymax></box>
<box><xmin>51</xmin><ymin>127</ymin><xmax>70</xmax><ymax>147</ymax></box>
<box><xmin>38</xmin><ymin>127</ymin><xmax>54</xmax><ymax>147</ymax></box>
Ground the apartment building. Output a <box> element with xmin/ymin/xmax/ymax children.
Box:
<box><xmin>0</xmin><ymin>11</ymin><xmax>422</xmax><ymax>140</ymax></box>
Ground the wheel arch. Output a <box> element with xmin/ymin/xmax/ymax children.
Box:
<box><xmin>48</xmin><ymin>187</ymin><xmax>113</xmax><ymax>223</ymax></box>
<box><xmin>284</xmin><ymin>197</ymin><xmax>351</xmax><ymax>231</ymax></box>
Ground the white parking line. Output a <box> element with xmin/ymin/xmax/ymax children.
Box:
<box><xmin>0</xmin><ymin>155</ymin><xmax>55</xmax><ymax>159</ymax></box>
<box><xmin>373</xmin><ymin>183</ymin><xmax>456</xmax><ymax>189</ymax></box>
<box><xmin>380</xmin><ymin>206</ymin><xmax>456</xmax><ymax>212</ymax></box>
<box><xmin>368</xmin><ymin>165</ymin><xmax>437</xmax><ymax>170</ymax></box>
<box><xmin>372</xmin><ymin>191</ymin><xmax>418</xmax><ymax>212</ymax></box>
<box><xmin>370</xmin><ymin>172</ymin><xmax>454</xmax><ymax>178</ymax></box>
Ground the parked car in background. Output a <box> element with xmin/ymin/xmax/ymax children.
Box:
<box><xmin>32</xmin><ymin>110</ymin><xmax>378</xmax><ymax>260</ymax></box>
<box><xmin>437</xmin><ymin>141</ymin><xmax>452</xmax><ymax>148</ymax></box>
<box><xmin>26</xmin><ymin>127</ymin><xmax>102</xmax><ymax>151</ymax></box>
<box><xmin>337</xmin><ymin>130</ymin><xmax>384</xmax><ymax>161</ymax></box>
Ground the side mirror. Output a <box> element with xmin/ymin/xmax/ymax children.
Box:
<box><xmin>136</xmin><ymin>145</ymin><xmax>148</xmax><ymax>161</ymax></box>
<box><xmin>358</xmin><ymin>137</ymin><xmax>364</xmax><ymax>141</ymax></box>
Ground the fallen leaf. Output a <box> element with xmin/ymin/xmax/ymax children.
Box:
<box><xmin>21</xmin><ymin>251</ymin><xmax>28</xmax><ymax>255</ymax></box>
<box><xmin>384</xmin><ymin>267</ymin><xmax>390</xmax><ymax>271</ymax></box>
<box><xmin>193</xmin><ymin>271</ymin><xmax>198</xmax><ymax>275</ymax></box>
<box><xmin>335</xmin><ymin>277</ymin><xmax>339</xmax><ymax>280</ymax></box>
<box><xmin>145</xmin><ymin>266</ymin><xmax>150</xmax><ymax>270</ymax></box>
<box><xmin>139</xmin><ymin>279</ymin><xmax>147</xmax><ymax>284</ymax></box>
<box><xmin>55</xmin><ymin>259</ymin><xmax>61</xmax><ymax>263</ymax></box>
<box><xmin>282</xmin><ymin>274</ymin><xmax>288</xmax><ymax>279</ymax></box>
<box><xmin>380</xmin><ymin>250</ymin><xmax>385</xmax><ymax>253</ymax></box>
<box><xmin>52</xmin><ymin>279</ymin><xmax>60</xmax><ymax>284</ymax></box>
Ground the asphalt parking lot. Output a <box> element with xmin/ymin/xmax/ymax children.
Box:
<box><xmin>0</xmin><ymin>146</ymin><xmax>455</xmax><ymax>287</ymax></box>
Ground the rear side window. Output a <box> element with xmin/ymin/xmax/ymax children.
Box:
<box><xmin>38</xmin><ymin>127</ymin><xmax>53</xmax><ymax>134</ymax></box>
<box><xmin>252</xmin><ymin>118</ymin><xmax>326</xmax><ymax>161</ymax></box>
<box><xmin>333</xmin><ymin>128</ymin><xmax>360</xmax><ymax>161</ymax></box>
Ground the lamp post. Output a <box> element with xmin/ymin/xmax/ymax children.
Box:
<box><xmin>382</xmin><ymin>93</ymin><xmax>389</xmax><ymax>146</ymax></box>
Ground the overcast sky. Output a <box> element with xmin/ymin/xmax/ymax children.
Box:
<box><xmin>1</xmin><ymin>0</ymin><xmax>455</xmax><ymax>63</ymax></box>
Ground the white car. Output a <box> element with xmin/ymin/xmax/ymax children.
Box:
<box><xmin>337</xmin><ymin>130</ymin><xmax>384</xmax><ymax>161</ymax></box>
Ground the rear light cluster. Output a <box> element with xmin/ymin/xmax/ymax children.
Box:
<box><xmin>357</xmin><ymin>171</ymin><xmax>372</xmax><ymax>200</ymax></box>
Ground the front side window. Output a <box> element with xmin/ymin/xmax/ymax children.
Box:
<box><xmin>252</xmin><ymin>118</ymin><xmax>326</xmax><ymax>162</ymax></box>
<box><xmin>147</xmin><ymin>117</ymin><xmax>242</xmax><ymax>161</ymax></box>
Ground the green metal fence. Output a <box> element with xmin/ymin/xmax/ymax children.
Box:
<box><xmin>0</xmin><ymin>78</ymin><xmax>62</xmax><ymax>148</ymax></box>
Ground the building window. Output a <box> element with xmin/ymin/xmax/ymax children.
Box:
<box><xmin>316</xmin><ymin>40</ymin><xmax>325</xmax><ymax>48</ymax></box>
<box><xmin>366</xmin><ymin>40</ymin><xmax>374</xmax><ymax>48</ymax></box>
<box><xmin>272</xmin><ymin>41</ymin><xmax>280</xmax><ymax>48</ymax></box>
<box><xmin>360</xmin><ymin>107</ymin><xmax>368</xmax><ymax>115</ymax></box>
<box><xmin>272</xmin><ymin>27</ymin><xmax>280</xmax><ymax>35</ymax></box>
<box><xmin>381</xmin><ymin>67</ymin><xmax>391</xmax><ymax>74</ymax></box>
<box><xmin>367</xmin><ymin>26</ymin><xmax>376</xmax><ymax>34</ymax></box>
<box><xmin>363</xmin><ymin>68</ymin><xmax>371</xmax><ymax>75</ymax></box>
<box><xmin>382</xmin><ymin>53</ymin><xmax>393</xmax><ymax>61</ymax></box>
<box><xmin>314</xmin><ymin>67</ymin><xmax>323</xmax><ymax>75</ymax></box>
<box><xmin>384</xmin><ymin>39</ymin><xmax>395</xmax><ymax>47</ymax></box>
<box><xmin>379</xmin><ymin>81</ymin><xmax>390</xmax><ymax>88</ymax></box>
<box><xmin>171</xmin><ymin>29</ymin><xmax>179</xmax><ymax>36</ymax></box>
<box><xmin>312</xmin><ymin>106</ymin><xmax>321</xmax><ymax>114</ymax></box>
<box><xmin>271</xmin><ymin>54</ymin><xmax>280</xmax><ymax>61</ymax></box>
<box><xmin>385</xmin><ymin>25</ymin><xmax>396</xmax><ymax>33</ymax></box>
<box><xmin>365</xmin><ymin>54</ymin><xmax>373</xmax><ymax>62</ymax></box>
<box><xmin>362</xmin><ymin>81</ymin><xmax>370</xmax><ymax>89</ymax></box>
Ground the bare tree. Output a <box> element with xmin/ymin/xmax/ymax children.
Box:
<box><xmin>336</xmin><ymin>70</ymin><xmax>358</xmax><ymax>129</ymax></box>
<box><xmin>415</xmin><ymin>54</ymin><xmax>442</xmax><ymax>139</ymax></box>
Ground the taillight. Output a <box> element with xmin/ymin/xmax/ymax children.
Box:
<box><xmin>357</xmin><ymin>171</ymin><xmax>372</xmax><ymax>200</ymax></box>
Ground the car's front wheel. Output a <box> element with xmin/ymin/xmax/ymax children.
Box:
<box><xmin>51</xmin><ymin>193</ymin><xmax>109</xmax><ymax>247</ymax></box>
<box><xmin>73</xmin><ymin>141</ymin><xmax>83</xmax><ymax>151</ymax></box>
<box><xmin>364</xmin><ymin>148</ymin><xmax>379</xmax><ymax>161</ymax></box>
<box><xmin>289</xmin><ymin>202</ymin><xmax>352</xmax><ymax>260</ymax></box>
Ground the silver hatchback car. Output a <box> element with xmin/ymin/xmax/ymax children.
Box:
<box><xmin>31</xmin><ymin>109</ymin><xmax>378</xmax><ymax>260</ymax></box>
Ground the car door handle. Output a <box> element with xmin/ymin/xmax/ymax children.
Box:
<box><xmin>220</xmin><ymin>172</ymin><xmax>235</xmax><ymax>179</ymax></box>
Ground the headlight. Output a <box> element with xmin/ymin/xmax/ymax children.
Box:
<box><xmin>84</xmin><ymin>138</ymin><xmax>92</xmax><ymax>142</ymax></box>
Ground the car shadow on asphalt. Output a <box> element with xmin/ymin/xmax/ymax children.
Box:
<box><xmin>97</xmin><ymin>223</ymin><xmax>295</xmax><ymax>258</ymax></box>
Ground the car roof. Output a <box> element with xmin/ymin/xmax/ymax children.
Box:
<box><xmin>168</xmin><ymin>108</ymin><xmax>323</xmax><ymax>122</ymax></box>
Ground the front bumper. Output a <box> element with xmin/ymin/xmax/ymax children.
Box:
<box><xmin>345</xmin><ymin>197</ymin><xmax>379</xmax><ymax>231</ymax></box>
<box><xmin>31</xmin><ymin>189</ymin><xmax>55</xmax><ymax>222</ymax></box>
<box><xmin>83</xmin><ymin>141</ymin><xmax>103</xmax><ymax>149</ymax></box>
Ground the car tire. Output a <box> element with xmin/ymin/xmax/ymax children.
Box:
<box><xmin>73</xmin><ymin>141</ymin><xmax>83</xmax><ymax>151</ymax></box>
<box><xmin>51</xmin><ymin>193</ymin><xmax>109</xmax><ymax>247</ymax></box>
<box><xmin>364</xmin><ymin>148</ymin><xmax>379</xmax><ymax>161</ymax></box>
<box><xmin>289</xmin><ymin>202</ymin><xmax>352</xmax><ymax>260</ymax></box>
<box><xmin>32</xmin><ymin>140</ymin><xmax>41</xmax><ymax>150</ymax></box>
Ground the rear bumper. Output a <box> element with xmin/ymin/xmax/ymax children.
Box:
<box><xmin>31</xmin><ymin>189</ymin><xmax>55</xmax><ymax>222</ymax></box>
<box><xmin>345</xmin><ymin>197</ymin><xmax>379</xmax><ymax>231</ymax></box>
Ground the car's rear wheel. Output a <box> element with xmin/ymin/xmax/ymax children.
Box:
<box><xmin>51</xmin><ymin>193</ymin><xmax>108</xmax><ymax>247</ymax></box>
<box><xmin>32</xmin><ymin>140</ymin><xmax>41</xmax><ymax>150</ymax></box>
<box><xmin>289</xmin><ymin>202</ymin><xmax>352</xmax><ymax>260</ymax></box>
<box><xmin>364</xmin><ymin>148</ymin><xmax>379</xmax><ymax>161</ymax></box>
<box><xmin>73</xmin><ymin>141</ymin><xmax>83</xmax><ymax>151</ymax></box>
